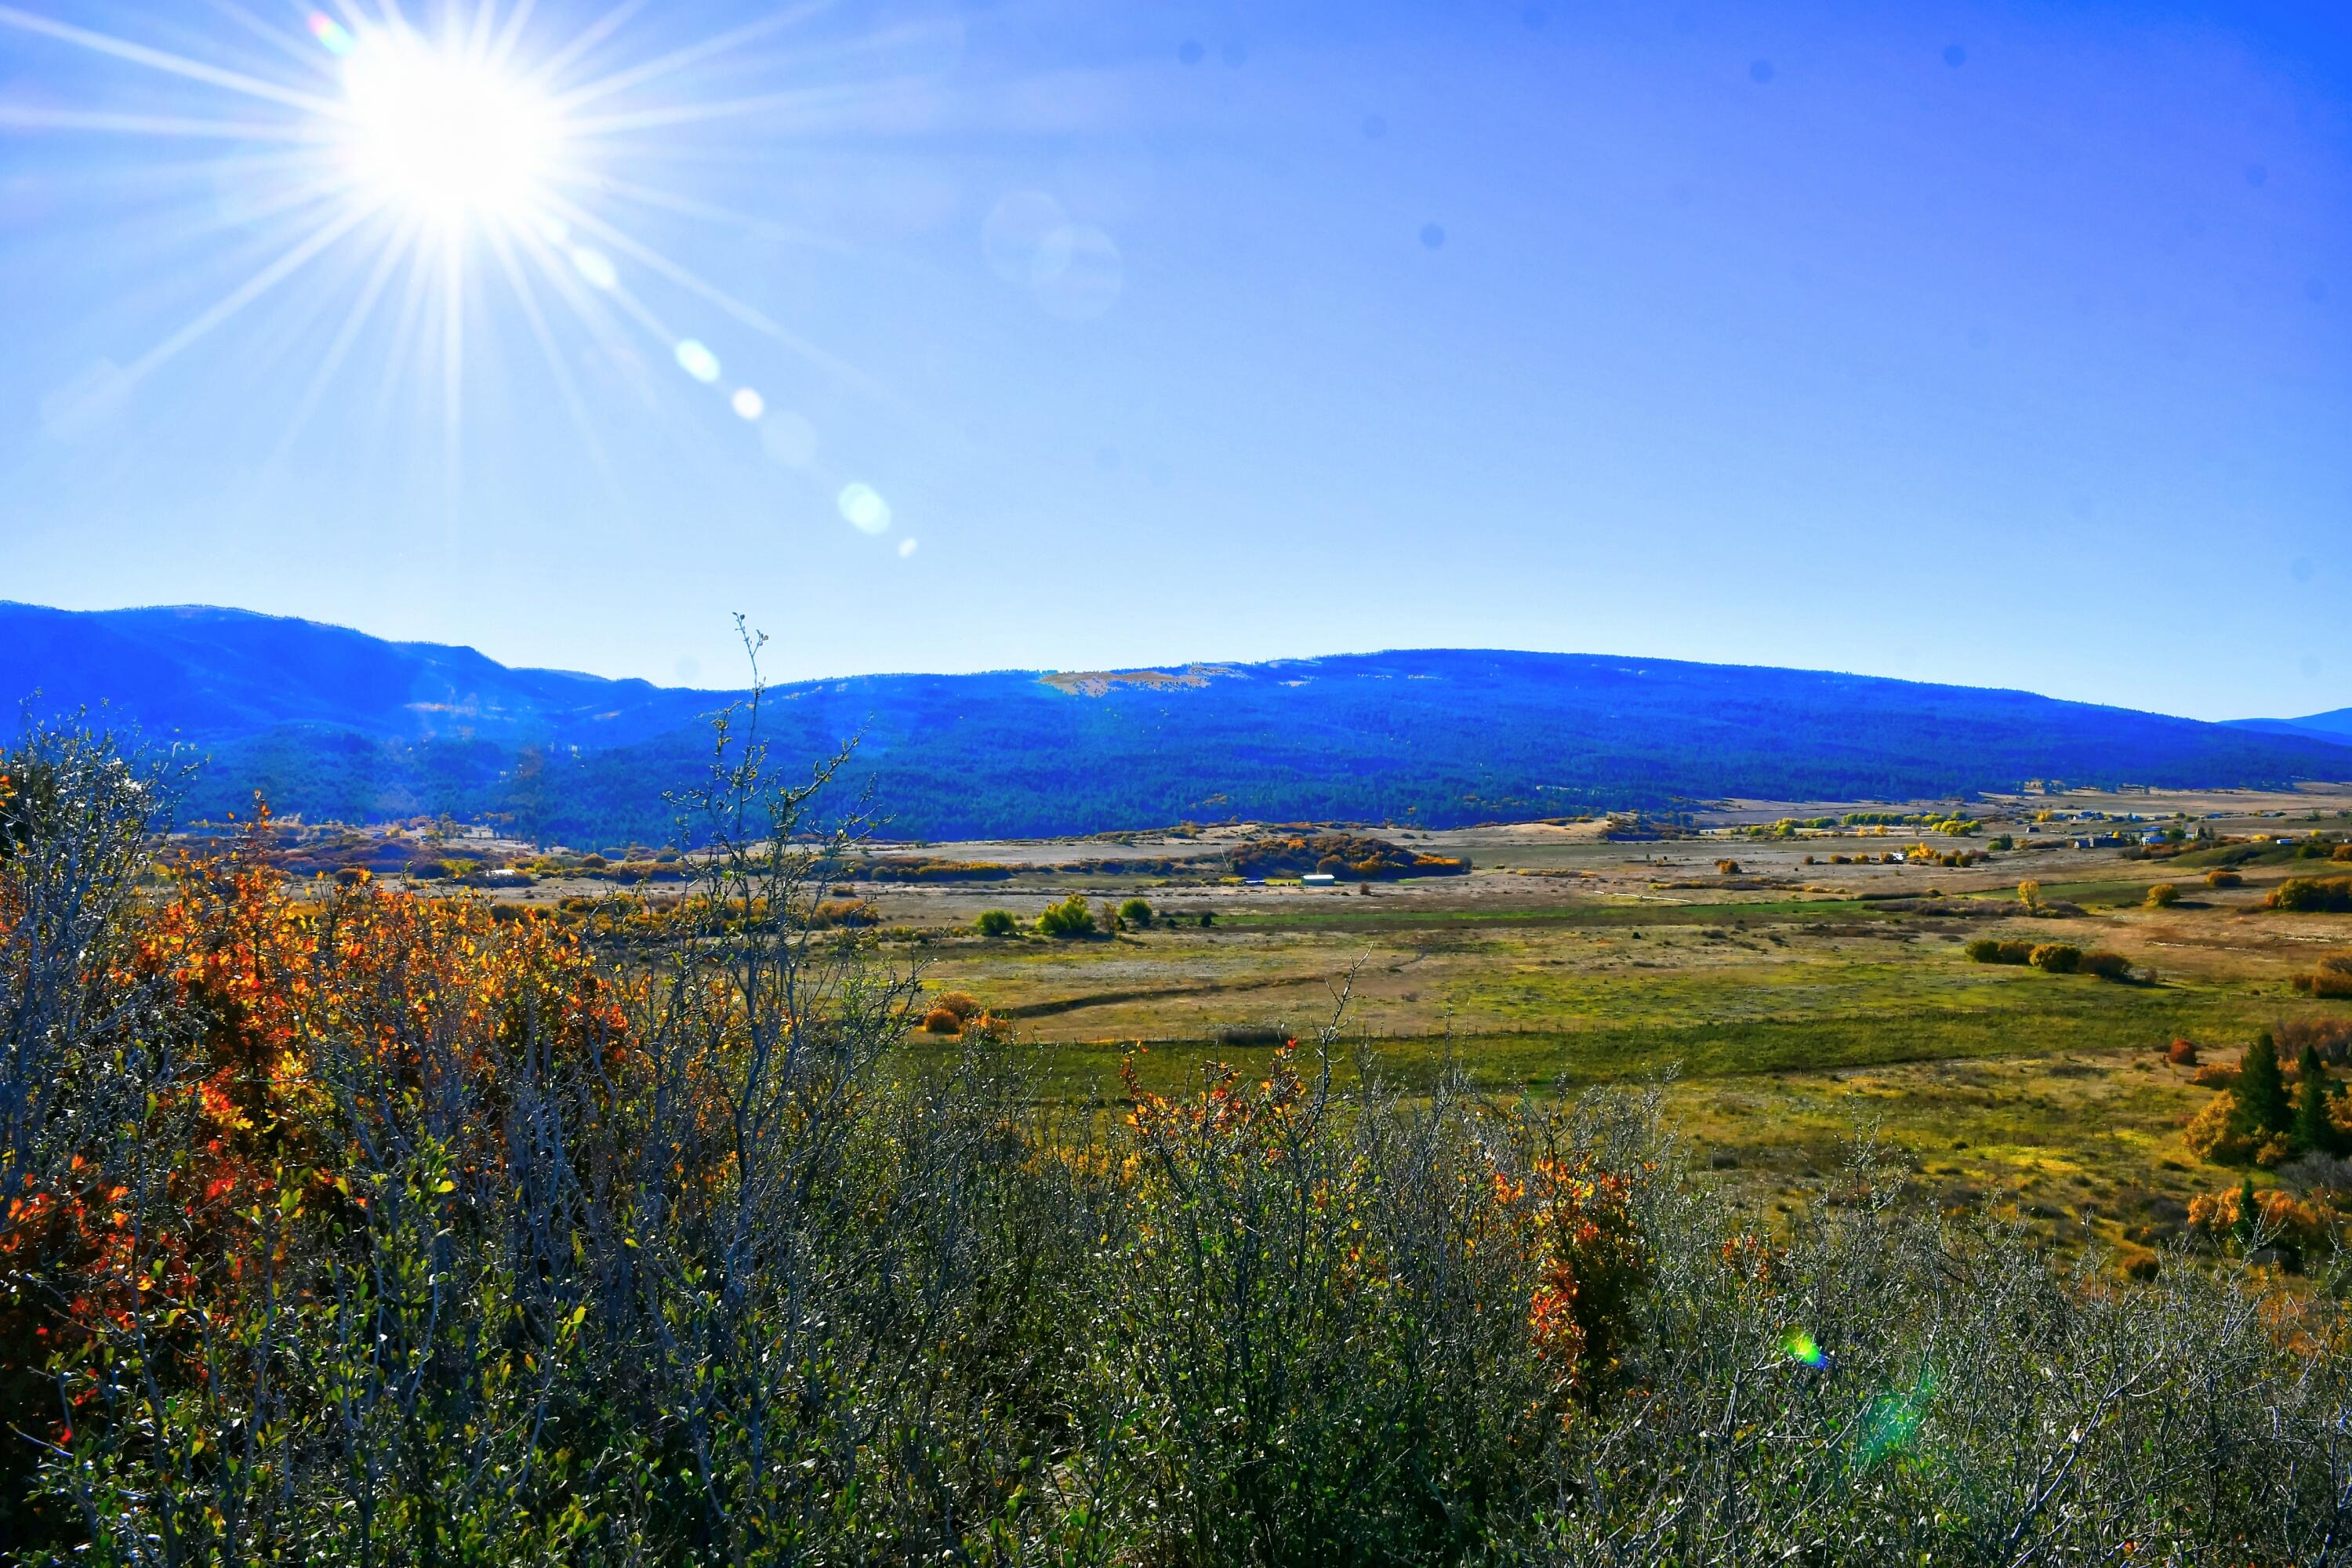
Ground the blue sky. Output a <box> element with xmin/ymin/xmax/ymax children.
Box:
<box><xmin>1</xmin><ymin>0</ymin><xmax>2345</xmax><ymax>719</ymax></box>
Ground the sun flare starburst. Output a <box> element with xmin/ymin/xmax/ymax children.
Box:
<box><xmin>0</xmin><ymin>0</ymin><xmax>924</xmax><ymax>551</ymax></box>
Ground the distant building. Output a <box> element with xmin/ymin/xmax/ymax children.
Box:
<box><xmin>1301</xmin><ymin>873</ymin><xmax>1338</xmax><ymax>886</ymax></box>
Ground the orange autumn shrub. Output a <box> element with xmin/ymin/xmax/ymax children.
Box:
<box><xmin>1519</xmin><ymin>1146</ymin><xmax>1643</xmax><ymax>1396</ymax></box>
<box><xmin>2187</xmin><ymin>1185</ymin><xmax>2337</xmax><ymax>1258</ymax></box>
<box><xmin>158</xmin><ymin>834</ymin><xmax>626</xmax><ymax>1066</ymax></box>
<box><xmin>6</xmin><ymin>826</ymin><xmax>644</xmax><ymax>1425</ymax></box>
<box><xmin>2293</xmin><ymin>954</ymin><xmax>2352</xmax><ymax>1000</ymax></box>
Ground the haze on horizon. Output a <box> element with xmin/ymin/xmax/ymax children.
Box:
<box><xmin>1</xmin><ymin>0</ymin><xmax>2346</xmax><ymax>720</ymax></box>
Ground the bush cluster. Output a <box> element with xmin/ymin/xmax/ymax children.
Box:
<box><xmin>919</xmin><ymin>989</ymin><xmax>986</xmax><ymax>1035</ymax></box>
<box><xmin>1963</xmin><ymin>938</ymin><xmax>2130</xmax><ymax>978</ymax></box>
<box><xmin>2270</xmin><ymin>876</ymin><xmax>2352</xmax><ymax>913</ymax></box>
<box><xmin>1036</xmin><ymin>891</ymin><xmax>1097</xmax><ymax>938</ymax></box>
<box><xmin>2295</xmin><ymin>953</ymin><xmax>2352</xmax><ymax>1000</ymax></box>
<box><xmin>1226</xmin><ymin>833</ymin><xmax>1468</xmax><ymax>880</ymax></box>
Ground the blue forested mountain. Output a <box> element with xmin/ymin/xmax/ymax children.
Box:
<box><xmin>8</xmin><ymin>602</ymin><xmax>2350</xmax><ymax>843</ymax></box>
<box><xmin>2227</xmin><ymin>710</ymin><xmax>2352</xmax><ymax>744</ymax></box>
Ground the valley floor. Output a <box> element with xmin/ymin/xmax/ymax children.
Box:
<box><xmin>390</xmin><ymin>782</ymin><xmax>2352</xmax><ymax>1258</ymax></box>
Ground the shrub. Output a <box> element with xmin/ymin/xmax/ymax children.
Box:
<box><xmin>1715</xmin><ymin>858</ymin><xmax>1741</xmax><ymax>875</ymax></box>
<box><xmin>1117</xmin><ymin>897</ymin><xmax>1154</xmax><ymax>929</ymax></box>
<box><xmin>2292</xmin><ymin>954</ymin><xmax>2352</xmax><ymax>1000</ymax></box>
<box><xmin>2082</xmin><ymin>949</ymin><xmax>2133</xmax><ymax>981</ymax></box>
<box><xmin>811</xmin><ymin>897</ymin><xmax>880</xmax><ymax>927</ymax></box>
<box><xmin>2028</xmin><ymin>942</ymin><xmax>2082</xmax><ymax>973</ymax></box>
<box><xmin>2187</xmin><ymin>1183</ymin><xmax>2336</xmax><ymax>1262</ymax></box>
<box><xmin>931</xmin><ymin>991</ymin><xmax>982</xmax><ymax>1022</ymax></box>
<box><xmin>1036</xmin><ymin>892</ymin><xmax>1096</xmax><ymax>938</ymax></box>
<box><xmin>2281</xmin><ymin>1010</ymin><xmax>2352</xmax><ymax>1066</ymax></box>
<box><xmin>2145</xmin><ymin>882</ymin><xmax>2180</xmax><ymax>909</ymax></box>
<box><xmin>1965</xmin><ymin>938</ymin><xmax>2036</xmax><ymax>965</ymax></box>
<box><xmin>2167</xmin><ymin>1038</ymin><xmax>2199</xmax><ymax>1066</ymax></box>
<box><xmin>974</xmin><ymin>908</ymin><xmax>1018</xmax><ymax>938</ymax></box>
<box><xmin>2206</xmin><ymin>869</ymin><xmax>2244</xmax><ymax>889</ymax></box>
<box><xmin>1110</xmin><ymin>1047</ymin><xmax>1642</xmax><ymax>1555</ymax></box>
<box><xmin>2190</xmin><ymin>1062</ymin><xmax>2241</xmax><ymax>1090</ymax></box>
<box><xmin>920</xmin><ymin>1005</ymin><xmax>964</xmax><ymax>1034</ymax></box>
<box><xmin>2184</xmin><ymin>1094</ymin><xmax>2257</xmax><ymax>1163</ymax></box>
<box><xmin>2018</xmin><ymin>878</ymin><xmax>2042</xmax><ymax>908</ymax></box>
<box><xmin>2269</xmin><ymin>876</ymin><xmax>2352</xmax><ymax>913</ymax></box>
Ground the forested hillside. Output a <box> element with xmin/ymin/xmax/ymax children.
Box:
<box><xmin>7</xmin><ymin>603</ymin><xmax>2349</xmax><ymax>842</ymax></box>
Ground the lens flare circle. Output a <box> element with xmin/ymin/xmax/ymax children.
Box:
<box><xmin>839</xmin><ymin>481</ymin><xmax>891</xmax><ymax>534</ymax></box>
<box><xmin>340</xmin><ymin>33</ymin><xmax>560</xmax><ymax>223</ymax></box>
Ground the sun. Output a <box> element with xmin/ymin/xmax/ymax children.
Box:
<box><xmin>337</xmin><ymin>31</ymin><xmax>561</xmax><ymax>226</ymax></box>
<box><xmin>0</xmin><ymin>0</ymin><xmax>923</xmax><ymax>551</ymax></box>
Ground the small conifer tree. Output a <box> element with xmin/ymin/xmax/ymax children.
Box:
<box><xmin>2296</xmin><ymin>1045</ymin><xmax>2338</xmax><ymax>1156</ymax></box>
<box><xmin>2237</xmin><ymin>1031</ymin><xmax>2291</xmax><ymax>1138</ymax></box>
<box><xmin>2233</xmin><ymin>1174</ymin><xmax>2260</xmax><ymax>1251</ymax></box>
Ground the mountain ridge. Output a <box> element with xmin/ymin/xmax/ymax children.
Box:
<box><xmin>6</xmin><ymin>601</ymin><xmax>2348</xmax><ymax>843</ymax></box>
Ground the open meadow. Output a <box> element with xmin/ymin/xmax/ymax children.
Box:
<box><xmin>299</xmin><ymin>781</ymin><xmax>2352</xmax><ymax>1262</ymax></box>
<box><xmin>652</xmin><ymin>786</ymin><xmax>2352</xmax><ymax>1253</ymax></box>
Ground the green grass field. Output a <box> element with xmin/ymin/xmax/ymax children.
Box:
<box><xmin>856</xmin><ymin>795</ymin><xmax>2352</xmax><ymax>1249</ymax></box>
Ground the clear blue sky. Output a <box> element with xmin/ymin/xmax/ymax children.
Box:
<box><xmin>1</xmin><ymin>0</ymin><xmax>2345</xmax><ymax>718</ymax></box>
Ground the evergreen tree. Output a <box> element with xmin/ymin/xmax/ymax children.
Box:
<box><xmin>2233</xmin><ymin>1174</ymin><xmax>2260</xmax><ymax>1252</ymax></box>
<box><xmin>2296</xmin><ymin>1045</ymin><xmax>2338</xmax><ymax>1155</ymax></box>
<box><xmin>2237</xmin><ymin>1031</ymin><xmax>2291</xmax><ymax>1138</ymax></box>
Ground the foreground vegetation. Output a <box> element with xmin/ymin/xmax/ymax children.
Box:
<box><xmin>7</xmin><ymin>714</ymin><xmax>2352</xmax><ymax>1563</ymax></box>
